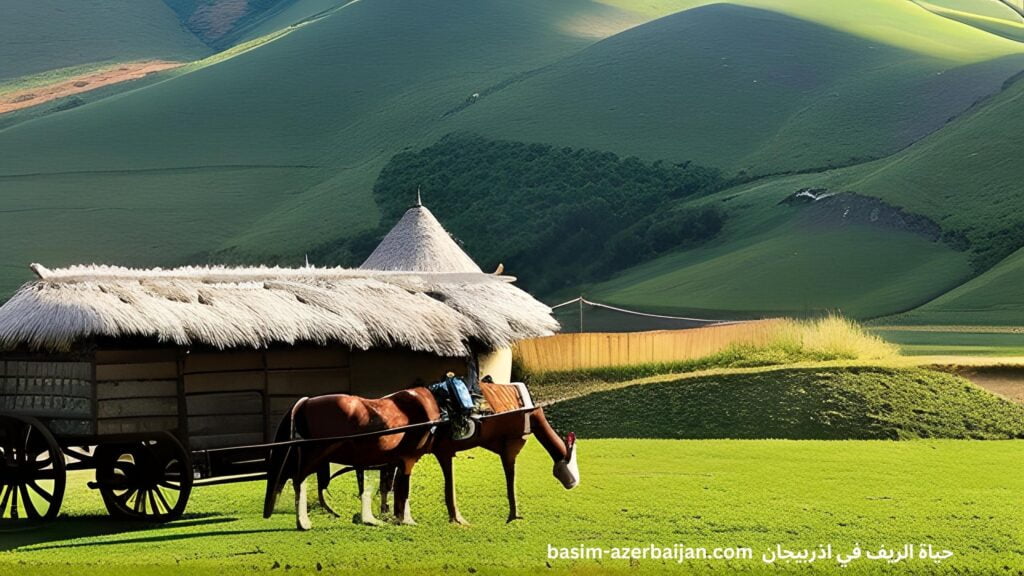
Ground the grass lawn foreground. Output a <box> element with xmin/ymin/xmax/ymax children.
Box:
<box><xmin>0</xmin><ymin>439</ymin><xmax>1021</xmax><ymax>575</ymax></box>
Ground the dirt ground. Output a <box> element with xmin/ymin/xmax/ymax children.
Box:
<box><xmin>0</xmin><ymin>60</ymin><xmax>184</xmax><ymax>114</ymax></box>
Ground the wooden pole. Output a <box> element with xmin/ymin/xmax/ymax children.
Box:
<box><xmin>579</xmin><ymin>296</ymin><xmax>584</xmax><ymax>333</ymax></box>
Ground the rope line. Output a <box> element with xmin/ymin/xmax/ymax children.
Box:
<box><xmin>550</xmin><ymin>297</ymin><xmax>745</xmax><ymax>325</ymax></box>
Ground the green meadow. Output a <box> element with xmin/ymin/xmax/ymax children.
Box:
<box><xmin>1</xmin><ymin>440</ymin><xmax>1021</xmax><ymax>575</ymax></box>
<box><xmin>1</xmin><ymin>0</ymin><xmax>1023</xmax><ymax>327</ymax></box>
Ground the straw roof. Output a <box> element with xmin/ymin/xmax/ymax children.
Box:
<box><xmin>0</xmin><ymin>264</ymin><xmax>558</xmax><ymax>354</ymax></box>
<box><xmin>361</xmin><ymin>204</ymin><xmax>482</xmax><ymax>273</ymax></box>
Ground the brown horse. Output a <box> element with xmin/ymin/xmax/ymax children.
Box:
<box><xmin>263</xmin><ymin>387</ymin><xmax>442</xmax><ymax>530</ymax></box>
<box><xmin>378</xmin><ymin>382</ymin><xmax>580</xmax><ymax>524</ymax></box>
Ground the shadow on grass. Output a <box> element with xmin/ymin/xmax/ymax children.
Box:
<box><xmin>0</xmin><ymin>514</ymin><xmax>286</xmax><ymax>552</ymax></box>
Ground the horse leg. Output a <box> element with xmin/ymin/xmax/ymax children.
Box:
<box><xmin>437</xmin><ymin>453</ymin><xmax>467</xmax><ymax>525</ymax></box>
<box><xmin>501</xmin><ymin>439</ymin><xmax>527</xmax><ymax>523</ymax></box>
<box><xmin>358</xmin><ymin>469</ymin><xmax>383</xmax><ymax>526</ymax></box>
<box><xmin>295</xmin><ymin>476</ymin><xmax>312</xmax><ymax>531</ymax></box>
<box><xmin>379</xmin><ymin>465</ymin><xmax>395</xmax><ymax>517</ymax></box>
<box><xmin>393</xmin><ymin>462</ymin><xmax>417</xmax><ymax>525</ymax></box>
<box><xmin>316</xmin><ymin>464</ymin><xmax>342</xmax><ymax>518</ymax></box>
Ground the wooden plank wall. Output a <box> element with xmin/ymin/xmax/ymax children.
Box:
<box><xmin>264</xmin><ymin>348</ymin><xmax>350</xmax><ymax>444</ymax></box>
<box><xmin>512</xmin><ymin>320</ymin><xmax>784</xmax><ymax>373</ymax></box>
<box><xmin>95</xmin><ymin>349</ymin><xmax>179</xmax><ymax>436</ymax></box>
<box><xmin>0</xmin><ymin>359</ymin><xmax>94</xmax><ymax>435</ymax></box>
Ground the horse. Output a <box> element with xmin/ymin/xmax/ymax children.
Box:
<box><xmin>374</xmin><ymin>381</ymin><xmax>580</xmax><ymax>524</ymax></box>
<box><xmin>262</xmin><ymin>387</ymin><xmax>442</xmax><ymax>531</ymax></box>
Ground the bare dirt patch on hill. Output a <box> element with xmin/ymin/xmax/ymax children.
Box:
<box><xmin>0</xmin><ymin>60</ymin><xmax>184</xmax><ymax>115</ymax></box>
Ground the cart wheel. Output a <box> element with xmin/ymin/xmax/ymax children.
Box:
<box><xmin>0</xmin><ymin>414</ymin><xmax>66</xmax><ymax>526</ymax></box>
<box><xmin>95</xmin><ymin>432</ymin><xmax>192</xmax><ymax>522</ymax></box>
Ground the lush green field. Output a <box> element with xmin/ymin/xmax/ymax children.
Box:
<box><xmin>0</xmin><ymin>0</ymin><xmax>638</xmax><ymax>296</ymax></box>
<box><xmin>586</xmin><ymin>221</ymin><xmax>972</xmax><ymax>319</ymax></box>
<box><xmin>882</xmin><ymin>247</ymin><xmax>1024</xmax><ymax>326</ymax></box>
<box><xmin>914</xmin><ymin>0</ymin><xmax>1024</xmax><ymax>41</ymax></box>
<box><xmin>585</xmin><ymin>68</ymin><xmax>1024</xmax><ymax>320</ymax></box>
<box><xmin>544</xmin><ymin>367</ymin><xmax>1024</xmax><ymax>439</ymax></box>
<box><xmin>0</xmin><ymin>0</ymin><xmax>210</xmax><ymax>80</ymax></box>
<box><xmin>1</xmin><ymin>440</ymin><xmax>1021</xmax><ymax>575</ymax></box>
<box><xmin>1</xmin><ymin>0</ymin><xmax>1022</xmax><ymax>311</ymax></box>
<box><xmin>450</xmin><ymin>1</ymin><xmax>1024</xmax><ymax>176</ymax></box>
<box><xmin>872</xmin><ymin>328</ymin><xmax>1024</xmax><ymax>356</ymax></box>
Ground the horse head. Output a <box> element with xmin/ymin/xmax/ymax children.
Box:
<box><xmin>552</xmin><ymin>432</ymin><xmax>579</xmax><ymax>489</ymax></box>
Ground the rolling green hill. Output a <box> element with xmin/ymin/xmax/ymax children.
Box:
<box><xmin>1</xmin><ymin>0</ymin><xmax>1023</xmax><ymax>323</ymax></box>
<box><xmin>0</xmin><ymin>0</ymin><xmax>210</xmax><ymax>81</ymax></box>
<box><xmin>0</xmin><ymin>0</ymin><xmax>640</xmax><ymax>296</ymax></box>
<box><xmin>914</xmin><ymin>0</ymin><xmax>1024</xmax><ymax>42</ymax></box>
<box><xmin>884</xmin><ymin>246</ymin><xmax>1024</xmax><ymax>325</ymax></box>
<box><xmin>588</xmin><ymin>69</ymin><xmax>1024</xmax><ymax>320</ymax></box>
<box><xmin>544</xmin><ymin>366</ymin><xmax>1024</xmax><ymax>439</ymax></box>
<box><xmin>448</xmin><ymin>3</ymin><xmax>1024</xmax><ymax>175</ymax></box>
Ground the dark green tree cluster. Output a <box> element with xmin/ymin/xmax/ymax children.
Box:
<box><xmin>324</xmin><ymin>134</ymin><xmax>727</xmax><ymax>293</ymax></box>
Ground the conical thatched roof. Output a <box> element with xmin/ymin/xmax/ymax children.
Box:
<box><xmin>361</xmin><ymin>204</ymin><xmax>482</xmax><ymax>273</ymax></box>
<box><xmin>0</xmin><ymin>264</ymin><xmax>558</xmax><ymax>354</ymax></box>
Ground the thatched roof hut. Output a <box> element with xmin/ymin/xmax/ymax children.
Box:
<box><xmin>0</xmin><ymin>264</ymin><xmax>557</xmax><ymax>354</ymax></box>
<box><xmin>361</xmin><ymin>202</ymin><xmax>482</xmax><ymax>273</ymax></box>
<box><xmin>0</xmin><ymin>205</ymin><xmax>556</xmax><ymax>446</ymax></box>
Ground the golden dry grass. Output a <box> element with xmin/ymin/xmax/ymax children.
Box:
<box><xmin>516</xmin><ymin>314</ymin><xmax>896</xmax><ymax>374</ymax></box>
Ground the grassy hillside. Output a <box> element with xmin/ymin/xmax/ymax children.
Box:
<box><xmin>1</xmin><ymin>0</ymin><xmax>1023</xmax><ymax>322</ymax></box>
<box><xmin>3</xmin><ymin>441</ymin><xmax>1022</xmax><ymax>574</ymax></box>
<box><xmin>545</xmin><ymin>367</ymin><xmax>1024</xmax><ymax>439</ymax></box>
<box><xmin>586</xmin><ymin>215</ymin><xmax>972</xmax><ymax>319</ymax></box>
<box><xmin>587</xmin><ymin>68</ymin><xmax>1024</xmax><ymax>320</ymax></box>
<box><xmin>884</xmin><ymin>246</ymin><xmax>1024</xmax><ymax>325</ymax></box>
<box><xmin>1</xmin><ymin>0</ymin><xmax>1022</xmax><ymax>301</ymax></box>
<box><xmin>914</xmin><ymin>0</ymin><xmax>1024</xmax><ymax>41</ymax></box>
<box><xmin>448</xmin><ymin>3</ymin><xmax>1024</xmax><ymax>176</ymax></box>
<box><xmin>0</xmin><ymin>0</ymin><xmax>639</xmax><ymax>296</ymax></box>
<box><xmin>0</xmin><ymin>0</ymin><xmax>210</xmax><ymax>81</ymax></box>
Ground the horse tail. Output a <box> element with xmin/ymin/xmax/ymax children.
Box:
<box><xmin>263</xmin><ymin>397</ymin><xmax>308</xmax><ymax>518</ymax></box>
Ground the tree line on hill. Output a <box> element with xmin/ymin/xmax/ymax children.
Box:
<box><xmin>313</xmin><ymin>134</ymin><xmax>727</xmax><ymax>293</ymax></box>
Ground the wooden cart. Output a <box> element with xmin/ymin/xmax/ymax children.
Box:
<box><xmin>0</xmin><ymin>343</ymin><xmax>470</xmax><ymax>526</ymax></box>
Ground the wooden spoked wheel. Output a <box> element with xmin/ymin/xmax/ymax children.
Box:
<box><xmin>0</xmin><ymin>414</ymin><xmax>66</xmax><ymax>526</ymax></box>
<box><xmin>95</xmin><ymin>432</ymin><xmax>193</xmax><ymax>522</ymax></box>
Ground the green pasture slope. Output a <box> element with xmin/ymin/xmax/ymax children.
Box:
<box><xmin>885</xmin><ymin>245</ymin><xmax>1024</xmax><ymax>326</ymax></box>
<box><xmin>588</xmin><ymin>65</ymin><xmax>1024</xmax><ymax>320</ymax></box>
<box><xmin>2</xmin><ymin>365</ymin><xmax>1022</xmax><ymax>574</ymax></box>
<box><xmin>544</xmin><ymin>367</ymin><xmax>1024</xmax><ymax>439</ymax></box>
<box><xmin>1</xmin><ymin>441</ymin><xmax>1021</xmax><ymax>575</ymax></box>
<box><xmin>872</xmin><ymin>328</ymin><xmax>1024</xmax><ymax>356</ymax></box>
<box><xmin>0</xmin><ymin>0</ymin><xmax>210</xmax><ymax>81</ymax></box>
<box><xmin>449</xmin><ymin>0</ymin><xmax>1024</xmax><ymax>176</ymax></box>
<box><xmin>0</xmin><ymin>0</ymin><xmax>640</xmax><ymax>297</ymax></box>
<box><xmin>1</xmin><ymin>0</ymin><xmax>1023</xmax><ymax>308</ymax></box>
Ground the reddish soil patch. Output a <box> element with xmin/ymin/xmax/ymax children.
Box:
<box><xmin>0</xmin><ymin>60</ymin><xmax>184</xmax><ymax>114</ymax></box>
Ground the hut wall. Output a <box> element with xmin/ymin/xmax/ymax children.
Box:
<box><xmin>349</xmin><ymin>349</ymin><xmax>465</xmax><ymax>397</ymax></box>
<box><xmin>95</xmin><ymin>348</ymin><xmax>180</xmax><ymax>437</ymax></box>
<box><xmin>478</xmin><ymin>347</ymin><xmax>513</xmax><ymax>384</ymax></box>
<box><xmin>264</xmin><ymin>347</ymin><xmax>350</xmax><ymax>443</ymax></box>
<box><xmin>0</xmin><ymin>358</ymin><xmax>94</xmax><ymax>436</ymax></box>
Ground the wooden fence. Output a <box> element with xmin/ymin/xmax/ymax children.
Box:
<box><xmin>513</xmin><ymin>319</ymin><xmax>783</xmax><ymax>373</ymax></box>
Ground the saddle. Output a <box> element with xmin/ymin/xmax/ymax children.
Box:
<box><xmin>428</xmin><ymin>374</ymin><xmax>534</xmax><ymax>440</ymax></box>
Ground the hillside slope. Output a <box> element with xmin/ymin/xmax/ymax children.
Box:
<box><xmin>544</xmin><ymin>367</ymin><xmax>1024</xmax><ymax>439</ymax></box>
<box><xmin>0</xmin><ymin>0</ymin><xmax>639</xmax><ymax>296</ymax></box>
<box><xmin>588</xmin><ymin>71</ymin><xmax>1024</xmax><ymax>319</ymax></box>
<box><xmin>0</xmin><ymin>0</ymin><xmax>210</xmax><ymax>81</ymax></box>
<box><xmin>0</xmin><ymin>0</ymin><xmax>1023</xmax><ymax>316</ymax></box>
<box><xmin>885</xmin><ymin>246</ymin><xmax>1024</xmax><ymax>325</ymax></box>
<box><xmin>449</xmin><ymin>3</ymin><xmax>1024</xmax><ymax>175</ymax></box>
